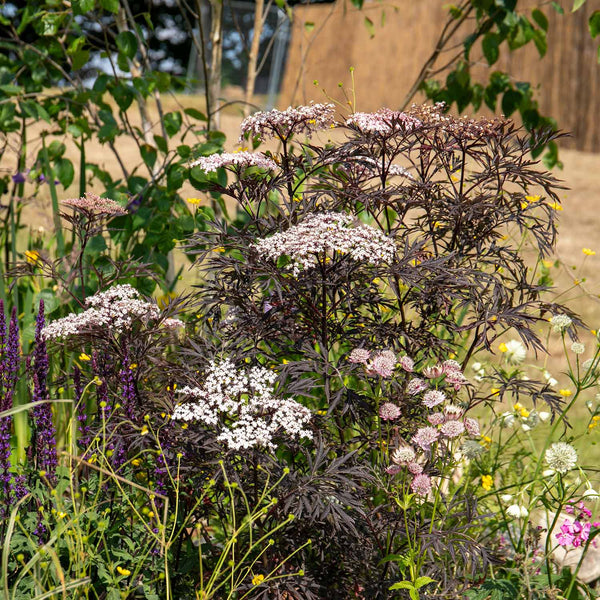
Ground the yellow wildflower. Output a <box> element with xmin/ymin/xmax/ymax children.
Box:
<box><xmin>131</xmin><ymin>458</ymin><xmax>142</xmax><ymax>467</ymax></box>
<box><xmin>499</xmin><ymin>343</ymin><xmax>508</xmax><ymax>353</ymax></box>
<box><xmin>140</xmin><ymin>425</ymin><xmax>149</xmax><ymax>436</ymax></box>
<box><xmin>559</xmin><ymin>389</ymin><xmax>572</xmax><ymax>397</ymax></box>
<box><xmin>519</xmin><ymin>407</ymin><xmax>530</xmax><ymax>418</ymax></box>
<box><xmin>187</xmin><ymin>198</ymin><xmax>202</xmax><ymax>205</ymax></box>
<box><xmin>481</xmin><ymin>475</ymin><xmax>494</xmax><ymax>491</ymax></box>
<box><xmin>520</xmin><ymin>201</ymin><xmax>528</xmax><ymax>210</ymax></box>
<box><xmin>212</xmin><ymin>246</ymin><xmax>226</xmax><ymax>253</ymax></box>
<box><xmin>589</xmin><ymin>415</ymin><xmax>600</xmax><ymax>431</ymax></box>
<box><xmin>24</xmin><ymin>250</ymin><xmax>41</xmax><ymax>265</ymax></box>
<box><xmin>490</xmin><ymin>388</ymin><xmax>500</xmax><ymax>397</ymax></box>
<box><xmin>79</xmin><ymin>353</ymin><xmax>91</xmax><ymax>361</ymax></box>
<box><xmin>548</xmin><ymin>202</ymin><xmax>563</xmax><ymax>211</ymax></box>
<box><xmin>526</xmin><ymin>195</ymin><xmax>541</xmax><ymax>202</ymax></box>
<box><xmin>129</xmin><ymin>363</ymin><xmax>137</xmax><ymax>370</ymax></box>
<box><xmin>116</xmin><ymin>566</ymin><xmax>131</xmax><ymax>577</ymax></box>
<box><xmin>583</xmin><ymin>248</ymin><xmax>596</xmax><ymax>256</ymax></box>
<box><xmin>480</xmin><ymin>436</ymin><xmax>492</xmax><ymax>448</ymax></box>
<box><xmin>252</xmin><ymin>574</ymin><xmax>265</xmax><ymax>586</ymax></box>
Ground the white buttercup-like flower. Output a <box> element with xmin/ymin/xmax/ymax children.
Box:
<box><xmin>504</xmin><ymin>340</ymin><xmax>527</xmax><ymax>365</ymax></box>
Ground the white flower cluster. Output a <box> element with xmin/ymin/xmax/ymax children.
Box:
<box><xmin>189</xmin><ymin>151</ymin><xmax>278</xmax><ymax>173</ymax></box>
<box><xmin>346</xmin><ymin>108</ymin><xmax>422</xmax><ymax>135</ymax></box>
<box><xmin>545</xmin><ymin>442</ymin><xmax>578</xmax><ymax>474</ymax></box>
<box><xmin>239</xmin><ymin>103</ymin><xmax>336</xmax><ymax>141</ymax></box>
<box><xmin>551</xmin><ymin>314</ymin><xmax>572</xmax><ymax>332</ymax></box>
<box><xmin>252</xmin><ymin>212</ymin><xmax>395</xmax><ymax>276</ymax></box>
<box><xmin>172</xmin><ymin>359</ymin><xmax>312</xmax><ymax>451</ymax></box>
<box><xmin>42</xmin><ymin>284</ymin><xmax>161</xmax><ymax>341</ymax></box>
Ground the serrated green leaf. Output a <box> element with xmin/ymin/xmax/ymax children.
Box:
<box><xmin>389</xmin><ymin>581</ymin><xmax>413</xmax><ymax>590</ymax></box>
<box><xmin>415</xmin><ymin>576</ymin><xmax>435</xmax><ymax>589</ymax></box>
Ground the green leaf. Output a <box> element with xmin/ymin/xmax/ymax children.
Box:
<box><xmin>71</xmin><ymin>48</ymin><xmax>90</xmax><ymax>71</ymax></box>
<box><xmin>390</xmin><ymin>581</ymin><xmax>414</xmax><ymax>591</ymax></box>
<box><xmin>140</xmin><ymin>144</ymin><xmax>157</xmax><ymax>170</ymax></box>
<box><xmin>163</xmin><ymin>111</ymin><xmax>182</xmax><ymax>137</ymax></box>
<box><xmin>55</xmin><ymin>158</ymin><xmax>74</xmax><ymax>187</ymax></box>
<box><xmin>304</xmin><ymin>21</ymin><xmax>315</xmax><ymax>32</ymax></box>
<box><xmin>0</xmin><ymin>84</ymin><xmax>23</xmax><ymax>96</ymax></box>
<box><xmin>589</xmin><ymin>11</ymin><xmax>600</xmax><ymax>37</ymax></box>
<box><xmin>551</xmin><ymin>1</ymin><xmax>564</xmax><ymax>13</ymax></box>
<box><xmin>111</xmin><ymin>83</ymin><xmax>134</xmax><ymax>111</ymax></box>
<box><xmin>501</xmin><ymin>89</ymin><xmax>522</xmax><ymax>115</ymax></box>
<box><xmin>100</xmin><ymin>0</ymin><xmax>120</xmax><ymax>13</ymax></box>
<box><xmin>73</xmin><ymin>0</ymin><xmax>95</xmax><ymax>13</ymax></box>
<box><xmin>532</xmin><ymin>8</ymin><xmax>549</xmax><ymax>31</ymax></box>
<box><xmin>364</xmin><ymin>16</ymin><xmax>375</xmax><ymax>38</ymax></box>
<box><xmin>482</xmin><ymin>33</ymin><xmax>500</xmax><ymax>65</ymax></box>
<box><xmin>154</xmin><ymin>135</ymin><xmax>168</xmax><ymax>153</ymax></box>
<box><xmin>116</xmin><ymin>31</ymin><xmax>137</xmax><ymax>59</ymax></box>
<box><xmin>532</xmin><ymin>29</ymin><xmax>547</xmax><ymax>57</ymax></box>
<box><xmin>184</xmin><ymin>107</ymin><xmax>207</xmax><ymax>121</ymax></box>
<box><xmin>572</xmin><ymin>0</ymin><xmax>586</xmax><ymax>11</ymax></box>
<box><xmin>414</xmin><ymin>576</ymin><xmax>435</xmax><ymax>589</ymax></box>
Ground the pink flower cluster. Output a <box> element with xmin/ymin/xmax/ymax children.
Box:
<box><xmin>41</xmin><ymin>284</ymin><xmax>161</xmax><ymax>340</ymax></box>
<box><xmin>189</xmin><ymin>151</ymin><xmax>277</xmax><ymax>173</ymax></box>
<box><xmin>240</xmin><ymin>103</ymin><xmax>336</xmax><ymax>141</ymax></box>
<box><xmin>253</xmin><ymin>212</ymin><xmax>395</xmax><ymax>276</ymax></box>
<box><xmin>556</xmin><ymin>501</ymin><xmax>600</xmax><ymax>548</ymax></box>
<box><xmin>349</xmin><ymin>348</ymin><xmax>397</xmax><ymax>378</ymax></box>
<box><xmin>63</xmin><ymin>192</ymin><xmax>127</xmax><ymax>216</ymax></box>
<box><xmin>346</xmin><ymin>108</ymin><xmax>422</xmax><ymax>136</ymax></box>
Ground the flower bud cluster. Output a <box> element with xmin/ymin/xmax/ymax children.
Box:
<box><xmin>63</xmin><ymin>192</ymin><xmax>127</xmax><ymax>216</ymax></box>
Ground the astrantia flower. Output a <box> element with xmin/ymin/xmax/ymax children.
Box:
<box><xmin>391</xmin><ymin>445</ymin><xmax>416</xmax><ymax>465</ymax></box>
<box><xmin>407</xmin><ymin>378</ymin><xmax>428</xmax><ymax>395</ymax></box>
<box><xmin>464</xmin><ymin>417</ymin><xmax>480</xmax><ymax>437</ymax></box>
<box><xmin>444</xmin><ymin>404</ymin><xmax>464</xmax><ymax>419</ymax></box>
<box><xmin>427</xmin><ymin>413</ymin><xmax>445</xmax><ymax>426</ymax></box>
<box><xmin>503</xmin><ymin>340</ymin><xmax>526</xmax><ymax>365</ymax></box>
<box><xmin>240</xmin><ymin>103</ymin><xmax>336</xmax><ymax>141</ymax></box>
<box><xmin>422</xmin><ymin>390</ymin><xmax>445</xmax><ymax>408</ymax></box>
<box><xmin>412</xmin><ymin>426</ymin><xmax>439</xmax><ymax>450</ymax></box>
<box><xmin>545</xmin><ymin>442</ymin><xmax>578</xmax><ymax>474</ymax></box>
<box><xmin>410</xmin><ymin>473</ymin><xmax>432</xmax><ymax>497</ymax></box>
<box><xmin>442</xmin><ymin>359</ymin><xmax>462</xmax><ymax>374</ymax></box>
<box><xmin>551</xmin><ymin>314</ymin><xmax>572</xmax><ymax>332</ymax></box>
<box><xmin>422</xmin><ymin>365</ymin><xmax>443</xmax><ymax>379</ymax></box>
<box><xmin>407</xmin><ymin>462</ymin><xmax>423</xmax><ymax>475</ymax></box>
<box><xmin>379</xmin><ymin>402</ymin><xmax>401</xmax><ymax>421</ymax></box>
<box><xmin>252</xmin><ymin>212</ymin><xmax>395</xmax><ymax>276</ymax></box>
<box><xmin>440</xmin><ymin>420</ymin><xmax>465</xmax><ymax>438</ymax></box>
<box><xmin>367</xmin><ymin>351</ymin><xmax>396</xmax><ymax>378</ymax></box>
<box><xmin>189</xmin><ymin>151</ymin><xmax>277</xmax><ymax>173</ymax></box>
<box><xmin>571</xmin><ymin>342</ymin><xmax>585</xmax><ymax>355</ymax></box>
<box><xmin>348</xmin><ymin>348</ymin><xmax>370</xmax><ymax>364</ymax></box>
<box><xmin>398</xmin><ymin>355</ymin><xmax>414</xmax><ymax>372</ymax></box>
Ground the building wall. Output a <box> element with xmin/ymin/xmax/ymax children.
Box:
<box><xmin>279</xmin><ymin>1</ymin><xmax>600</xmax><ymax>151</ymax></box>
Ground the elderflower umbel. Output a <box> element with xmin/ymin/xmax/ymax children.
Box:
<box><xmin>240</xmin><ymin>103</ymin><xmax>336</xmax><ymax>141</ymax></box>
<box><xmin>571</xmin><ymin>342</ymin><xmax>585</xmax><ymax>355</ymax></box>
<box><xmin>252</xmin><ymin>212</ymin><xmax>395</xmax><ymax>276</ymax></box>
<box><xmin>62</xmin><ymin>192</ymin><xmax>127</xmax><ymax>216</ymax></box>
<box><xmin>189</xmin><ymin>151</ymin><xmax>277</xmax><ymax>173</ymax></box>
<box><xmin>171</xmin><ymin>360</ymin><xmax>312</xmax><ymax>451</ymax></box>
<box><xmin>41</xmin><ymin>285</ymin><xmax>161</xmax><ymax>341</ymax></box>
<box><xmin>346</xmin><ymin>108</ymin><xmax>422</xmax><ymax>135</ymax></box>
<box><xmin>545</xmin><ymin>442</ymin><xmax>578</xmax><ymax>474</ymax></box>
